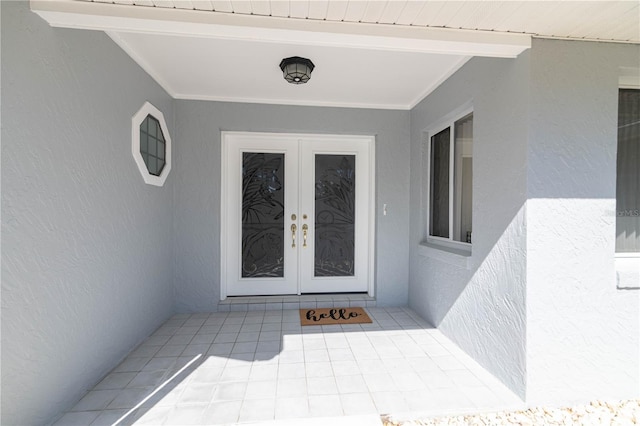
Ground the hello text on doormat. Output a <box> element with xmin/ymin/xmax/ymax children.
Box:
<box><xmin>299</xmin><ymin>307</ymin><xmax>372</xmax><ymax>326</ymax></box>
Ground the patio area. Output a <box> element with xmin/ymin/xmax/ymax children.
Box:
<box><xmin>53</xmin><ymin>307</ymin><xmax>523</xmax><ymax>425</ymax></box>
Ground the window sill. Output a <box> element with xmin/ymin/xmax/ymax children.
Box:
<box><xmin>418</xmin><ymin>241</ymin><xmax>471</xmax><ymax>268</ymax></box>
<box><xmin>615</xmin><ymin>254</ymin><xmax>640</xmax><ymax>290</ymax></box>
<box><xmin>615</xmin><ymin>252</ymin><xmax>640</xmax><ymax>258</ymax></box>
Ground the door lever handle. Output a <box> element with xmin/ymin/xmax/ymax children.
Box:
<box><xmin>291</xmin><ymin>223</ymin><xmax>297</xmax><ymax>248</ymax></box>
<box><xmin>302</xmin><ymin>224</ymin><xmax>308</xmax><ymax>248</ymax></box>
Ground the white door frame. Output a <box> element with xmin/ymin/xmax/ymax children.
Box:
<box><xmin>220</xmin><ymin>131</ymin><xmax>375</xmax><ymax>300</ymax></box>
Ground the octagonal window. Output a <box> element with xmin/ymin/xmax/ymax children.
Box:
<box><xmin>132</xmin><ymin>102</ymin><xmax>171</xmax><ymax>186</ymax></box>
<box><xmin>140</xmin><ymin>115</ymin><xmax>166</xmax><ymax>176</ymax></box>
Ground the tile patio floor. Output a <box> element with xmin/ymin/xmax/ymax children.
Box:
<box><xmin>54</xmin><ymin>307</ymin><xmax>524</xmax><ymax>425</ymax></box>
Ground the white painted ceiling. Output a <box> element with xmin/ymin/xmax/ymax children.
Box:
<box><xmin>33</xmin><ymin>1</ymin><xmax>640</xmax><ymax>109</ymax></box>
<box><xmin>109</xmin><ymin>31</ymin><xmax>470</xmax><ymax>109</ymax></box>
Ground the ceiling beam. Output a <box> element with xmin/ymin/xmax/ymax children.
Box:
<box><xmin>31</xmin><ymin>0</ymin><xmax>530</xmax><ymax>58</ymax></box>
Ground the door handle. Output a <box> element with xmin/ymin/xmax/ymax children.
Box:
<box><xmin>291</xmin><ymin>224</ymin><xmax>297</xmax><ymax>248</ymax></box>
<box><xmin>302</xmin><ymin>224</ymin><xmax>308</xmax><ymax>248</ymax></box>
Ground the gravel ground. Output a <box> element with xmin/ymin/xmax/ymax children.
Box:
<box><xmin>382</xmin><ymin>399</ymin><xmax>640</xmax><ymax>425</ymax></box>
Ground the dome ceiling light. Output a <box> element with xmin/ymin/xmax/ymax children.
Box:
<box><xmin>279</xmin><ymin>56</ymin><xmax>315</xmax><ymax>85</ymax></box>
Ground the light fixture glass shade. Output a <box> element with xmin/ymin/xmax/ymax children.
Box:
<box><xmin>279</xmin><ymin>56</ymin><xmax>315</xmax><ymax>84</ymax></box>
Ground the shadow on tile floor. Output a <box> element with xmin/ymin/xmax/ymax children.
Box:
<box><xmin>53</xmin><ymin>308</ymin><xmax>523</xmax><ymax>425</ymax></box>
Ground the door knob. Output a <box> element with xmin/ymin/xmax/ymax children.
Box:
<box><xmin>291</xmin><ymin>223</ymin><xmax>297</xmax><ymax>248</ymax></box>
<box><xmin>302</xmin><ymin>224</ymin><xmax>308</xmax><ymax>248</ymax></box>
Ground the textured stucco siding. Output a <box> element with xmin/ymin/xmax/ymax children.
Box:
<box><xmin>410</xmin><ymin>38</ymin><xmax>640</xmax><ymax>405</ymax></box>
<box><xmin>1</xmin><ymin>3</ymin><xmax>175</xmax><ymax>424</ymax></box>
<box><xmin>409</xmin><ymin>55</ymin><xmax>529</xmax><ymax>398</ymax></box>
<box><xmin>526</xmin><ymin>38</ymin><xmax>640</xmax><ymax>404</ymax></box>
<box><xmin>173</xmin><ymin>101</ymin><xmax>410</xmax><ymax>311</ymax></box>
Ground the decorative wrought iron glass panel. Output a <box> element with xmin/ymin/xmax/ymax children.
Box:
<box><xmin>242</xmin><ymin>152</ymin><xmax>285</xmax><ymax>277</ymax></box>
<box><xmin>430</xmin><ymin>128</ymin><xmax>450</xmax><ymax>238</ymax></box>
<box><xmin>139</xmin><ymin>115</ymin><xmax>166</xmax><ymax>176</ymax></box>
<box><xmin>315</xmin><ymin>155</ymin><xmax>356</xmax><ymax>277</ymax></box>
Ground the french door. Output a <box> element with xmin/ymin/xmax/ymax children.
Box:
<box><xmin>221</xmin><ymin>132</ymin><xmax>374</xmax><ymax>297</ymax></box>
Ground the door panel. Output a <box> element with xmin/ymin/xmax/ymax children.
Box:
<box><xmin>222</xmin><ymin>133</ymin><xmax>373</xmax><ymax>297</ymax></box>
<box><xmin>299</xmin><ymin>139</ymin><xmax>371</xmax><ymax>294</ymax></box>
<box><xmin>224</xmin><ymin>136</ymin><xmax>299</xmax><ymax>296</ymax></box>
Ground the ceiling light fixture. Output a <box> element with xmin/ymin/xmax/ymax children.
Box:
<box><xmin>279</xmin><ymin>56</ymin><xmax>315</xmax><ymax>85</ymax></box>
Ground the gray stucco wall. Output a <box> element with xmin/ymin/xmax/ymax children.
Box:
<box><xmin>1</xmin><ymin>3</ymin><xmax>175</xmax><ymax>424</ymax></box>
<box><xmin>526</xmin><ymin>38</ymin><xmax>640</xmax><ymax>404</ymax></box>
<box><xmin>409</xmin><ymin>54</ymin><xmax>529</xmax><ymax>398</ymax></box>
<box><xmin>173</xmin><ymin>101</ymin><xmax>410</xmax><ymax>312</ymax></box>
<box><xmin>410</xmin><ymin>38</ymin><xmax>640</xmax><ymax>404</ymax></box>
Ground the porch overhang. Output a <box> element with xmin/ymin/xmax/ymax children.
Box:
<box><xmin>31</xmin><ymin>0</ymin><xmax>531</xmax><ymax>58</ymax></box>
<box><xmin>30</xmin><ymin>0</ymin><xmax>531</xmax><ymax>109</ymax></box>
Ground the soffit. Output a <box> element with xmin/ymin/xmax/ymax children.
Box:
<box><xmin>84</xmin><ymin>0</ymin><xmax>640</xmax><ymax>43</ymax></box>
<box><xmin>31</xmin><ymin>1</ymin><xmax>639</xmax><ymax>109</ymax></box>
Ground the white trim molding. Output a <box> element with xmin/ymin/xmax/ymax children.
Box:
<box><xmin>31</xmin><ymin>0</ymin><xmax>531</xmax><ymax>58</ymax></box>
<box><xmin>615</xmin><ymin>256</ymin><xmax>640</xmax><ymax>290</ymax></box>
<box><xmin>108</xmin><ymin>32</ymin><xmax>177</xmax><ymax>99</ymax></box>
<box><xmin>132</xmin><ymin>101</ymin><xmax>172</xmax><ymax>187</ymax></box>
<box><xmin>220</xmin><ymin>131</ymin><xmax>376</xmax><ymax>299</ymax></box>
<box><xmin>619</xmin><ymin>67</ymin><xmax>640</xmax><ymax>89</ymax></box>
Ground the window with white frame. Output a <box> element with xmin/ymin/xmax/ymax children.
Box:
<box><xmin>616</xmin><ymin>89</ymin><xmax>639</xmax><ymax>253</ymax></box>
<box><xmin>428</xmin><ymin>111</ymin><xmax>473</xmax><ymax>246</ymax></box>
<box><xmin>132</xmin><ymin>102</ymin><xmax>172</xmax><ymax>187</ymax></box>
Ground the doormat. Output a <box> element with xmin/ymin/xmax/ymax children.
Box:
<box><xmin>300</xmin><ymin>307</ymin><xmax>372</xmax><ymax>326</ymax></box>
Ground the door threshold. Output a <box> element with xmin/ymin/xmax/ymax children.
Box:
<box><xmin>219</xmin><ymin>293</ymin><xmax>375</xmax><ymax>312</ymax></box>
